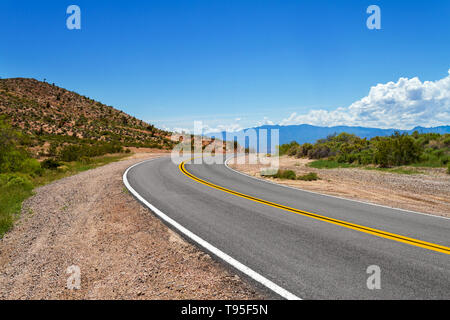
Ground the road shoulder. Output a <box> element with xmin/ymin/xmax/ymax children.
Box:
<box><xmin>0</xmin><ymin>153</ymin><xmax>263</xmax><ymax>299</ymax></box>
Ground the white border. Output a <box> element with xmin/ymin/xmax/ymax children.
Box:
<box><xmin>224</xmin><ymin>155</ymin><xmax>450</xmax><ymax>221</ymax></box>
<box><xmin>123</xmin><ymin>158</ymin><xmax>302</xmax><ymax>300</ymax></box>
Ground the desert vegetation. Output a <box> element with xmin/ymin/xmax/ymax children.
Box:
<box><xmin>269</xmin><ymin>169</ymin><xmax>319</xmax><ymax>181</ymax></box>
<box><xmin>0</xmin><ymin>78</ymin><xmax>175</xmax><ymax>157</ymax></box>
<box><xmin>278</xmin><ymin>131</ymin><xmax>450</xmax><ymax>171</ymax></box>
<box><xmin>0</xmin><ymin>117</ymin><xmax>132</xmax><ymax>237</ymax></box>
<box><xmin>0</xmin><ymin>78</ymin><xmax>178</xmax><ymax>237</ymax></box>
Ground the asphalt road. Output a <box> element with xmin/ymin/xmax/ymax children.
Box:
<box><xmin>125</xmin><ymin>156</ymin><xmax>450</xmax><ymax>299</ymax></box>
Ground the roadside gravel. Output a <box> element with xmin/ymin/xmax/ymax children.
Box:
<box><xmin>0</xmin><ymin>153</ymin><xmax>263</xmax><ymax>300</ymax></box>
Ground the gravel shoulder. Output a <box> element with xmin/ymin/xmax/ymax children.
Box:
<box><xmin>0</xmin><ymin>153</ymin><xmax>263</xmax><ymax>300</ymax></box>
<box><xmin>228</xmin><ymin>155</ymin><xmax>450</xmax><ymax>218</ymax></box>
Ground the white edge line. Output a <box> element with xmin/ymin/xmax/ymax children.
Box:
<box><xmin>224</xmin><ymin>155</ymin><xmax>450</xmax><ymax>221</ymax></box>
<box><xmin>123</xmin><ymin>158</ymin><xmax>302</xmax><ymax>301</ymax></box>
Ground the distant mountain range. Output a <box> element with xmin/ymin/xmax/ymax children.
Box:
<box><xmin>253</xmin><ymin>124</ymin><xmax>450</xmax><ymax>145</ymax></box>
<box><xmin>212</xmin><ymin>124</ymin><xmax>450</xmax><ymax>152</ymax></box>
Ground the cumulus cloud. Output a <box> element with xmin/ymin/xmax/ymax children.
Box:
<box><xmin>162</xmin><ymin>116</ymin><xmax>276</xmax><ymax>134</ymax></box>
<box><xmin>165</xmin><ymin>123</ymin><xmax>244</xmax><ymax>134</ymax></box>
<box><xmin>256</xmin><ymin>116</ymin><xmax>275</xmax><ymax>126</ymax></box>
<box><xmin>203</xmin><ymin>123</ymin><xmax>244</xmax><ymax>134</ymax></box>
<box><xmin>203</xmin><ymin>116</ymin><xmax>277</xmax><ymax>133</ymax></box>
<box><xmin>281</xmin><ymin>70</ymin><xmax>450</xmax><ymax>129</ymax></box>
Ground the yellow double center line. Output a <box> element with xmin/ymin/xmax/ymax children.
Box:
<box><xmin>180</xmin><ymin>160</ymin><xmax>450</xmax><ymax>255</ymax></box>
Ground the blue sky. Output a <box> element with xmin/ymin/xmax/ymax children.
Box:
<box><xmin>1</xmin><ymin>0</ymin><xmax>449</xmax><ymax>132</ymax></box>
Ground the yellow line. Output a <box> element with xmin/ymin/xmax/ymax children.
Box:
<box><xmin>179</xmin><ymin>160</ymin><xmax>450</xmax><ymax>255</ymax></box>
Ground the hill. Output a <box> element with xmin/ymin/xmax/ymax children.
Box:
<box><xmin>0</xmin><ymin>77</ymin><xmax>178</xmax><ymax>236</ymax></box>
<box><xmin>0</xmin><ymin>78</ymin><xmax>174</xmax><ymax>156</ymax></box>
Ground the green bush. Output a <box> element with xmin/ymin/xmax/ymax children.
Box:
<box><xmin>41</xmin><ymin>158</ymin><xmax>61</xmax><ymax>170</ymax></box>
<box><xmin>19</xmin><ymin>158</ymin><xmax>42</xmax><ymax>175</ymax></box>
<box><xmin>297</xmin><ymin>172</ymin><xmax>319</xmax><ymax>181</ymax></box>
<box><xmin>278</xmin><ymin>131</ymin><xmax>446</xmax><ymax>168</ymax></box>
<box><xmin>0</xmin><ymin>117</ymin><xmax>132</xmax><ymax>237</ymax></box>
<box><xmin>0</xmin><ymin>118</ymin><xmax>41</xmax><ymax>174</ymax></box>
<box><xmin>0</xmin><ymin>150</ymin><xmax>28</xmax><ymax>173</ymax></box>
<box><xmin>297</xmin><ymin>143</ymin><xmax>313</xmax><ymax>158</ymax></box>
<box><xmin>273</xmin><ymin>169</ymin><xmax>297</xmax><ymax>180</ymax></box>
<box><xmin>287</xmin><ymin>145</ymin><xmax>300</xmax><ymax>157</ymax></box>
<box><xmin>79</xmin><ymin>156</ymin><xmax>92</xmax><ymax>165</ymax></box>
<box><xmin>308</xmin><ymin>145</ymin><xmax>333</xmax><ymax>159</ymax></box>
<box><xmin>440</xmin><ymin>155</ymin><xmax>450</xmax><ymax>166</ymax></box>
<box><xmin>371</xmin><ymin>133</ymin><xmax>422</xmax><ymax>167</ymax></box>
<box><xmin>58</xmin><ymin>142</ymin><xmax>124</xmax><ymax>162</ymax></box>
<box><xmin>0</xmin><ymin>173</ymin><xmax>34</xmax><ymax>236</ymax></box>
<box><xmin>443</xmin><ymin>136</ymin><xmax>450</xmax><ymax>147</ymax></box>
<box><xmin>270</xmin><ymin>170</ymin><xmax>319</xmax><ymax>181</ymax></box>
<box><xmin>278</xmin><ymin>141</ymin><xmax>299</xmax><ymax>156</ymax></box>
<box><xmin>0</xmin><ymin>173</ymin><xmax>33</xmax><ymax>189</ymax></box>
<box><xmin>58</xmin><ymin>145</ymin><xmax>82</xmax><ymax>162</ymax></box>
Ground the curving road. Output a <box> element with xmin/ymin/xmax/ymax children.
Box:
<box><xmin>124</xmin><ymin>155</ymin><xmax>450</xmax><ymax>300</ymax></box>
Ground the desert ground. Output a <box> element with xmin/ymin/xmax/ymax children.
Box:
<box><xmin>228</xmin><ymin>155</ymin><xmax>450</xmax><ymax>218</ymax></box>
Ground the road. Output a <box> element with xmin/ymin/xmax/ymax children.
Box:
<box><xmin>124</xmin><ymin>155</ymin><xmax>450</xmax><ymax>299</ymax></box>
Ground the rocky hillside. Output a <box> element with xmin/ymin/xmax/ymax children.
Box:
<box><xmin>0</xmin><ymin>78</ymin><xmax>174</xmax><ymax>155</ymax></box>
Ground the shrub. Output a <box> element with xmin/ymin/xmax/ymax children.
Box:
<box><xmin>41</xmin><ymin>158</ymin><xmax>61</xmax><ymax>170</ymax></box>
<box><xmin>0</xmin><ymin>118</ymin><xmax>40</xmax><ymax>174</ymax></box>
<box><xmin>0</xmin><ymin>173</ymin><xmax>33</xmax><ymax>189</ymax></box>
<box><xmin>277</xmin><ymin>131</ymin><xmax>448</xmax><ymax>168</ymax></box>
<box><xmin>297</xmin><ymin>172</ymin><xmax>319</xmax><ymax>181</ymax></box>
<box><xmin>58</xmin><ymin>145</ymin><xmax>82</xmax><ymax>162</ymax></box>
<box><xmin>299</xmin><ymin>143</ymin><xmax>313</xmax><ymax>158</ymax></box>
<box><xmin>278</xmin><ymin>141</ymin><xmax>299</xmax><ymax>156</ymax></box>
<box><xmin>0</xmin><ymin>150</ymin><xmax>28</xmax><ymax>173</ymax></box>
<box><xmin>287</xmin><ymin>145</ymin><xmax>300</xmax><ymax>157</ymax></box>
<box><xmin>441</xmin><ymin>155</ymin><xmax>450</xmax><ymax>165</ymax></box>
<box><xmin>58</xmin><ymin>142</ymin><xmax>124</xmax><ymax>162</ymax></box>
<box><xmin>47</xmin><ymin>142</ymin><xmax>58</xmax><ymax>157</ymax></box>
<box><xmin>443</xmin><ymin>136</ymin><xmax>450</xmax><ymax>147</ymax></box>
<box><xmin>308</xmin><ymin>145</ymin><xmax>333</xmax><ymax>159</ymax></box>
<box><xmin>273</xmin><ymin>169</ymin><xmax>297</xmax><ymax>180</ymax></box>
<box><xmin>19</xmin><ymin>158</ymin><xmax>42</xmax><ymax>175</ymax></box>
<box><xmin>79</xmin><ymin>156</ymin><xmax>92</xmax><ymax>165</ymax></box>
<box><xmin>0</xmin><ymin>173</ymin><xmax>34</xmax><ymax>237</ymax></box>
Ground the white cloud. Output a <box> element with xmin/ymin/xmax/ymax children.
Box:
<box><xmin>281</xmin><ymin>70</ymin><xmax>450</xmax><ymax>129</ymax></box>
<box><xmin>256</xmin><ymin>116</ymin><xmax>275</xmax><ymax>126</ymax></box>
<box><xmin>159</xmin><ymin>116</ymin><xmax>276</xmax><ymax>135</ymax></box>
<box><xmin>203</xmin><ymin>123</ymin><xmax>244</xmax><ymax>134</ymax></box>
<box><xmin>171</xmin><ymin>127</ymin><xmax>193</xmax><ymax>134</ymax></box>
<box><xmin>162</xmin><ymin>122</ymin><xmax>244</xmax><ymax>135</ymax></box>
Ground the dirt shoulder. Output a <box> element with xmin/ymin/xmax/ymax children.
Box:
<box><xmin>0</xmin><ymin>153</ymin><xmax>263</xmax><ymax>300</ymax></box>
<box><xmin>228</xmin><ymin>155</ymin><xmax>450</xmax><ymax>218</ymax></box>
